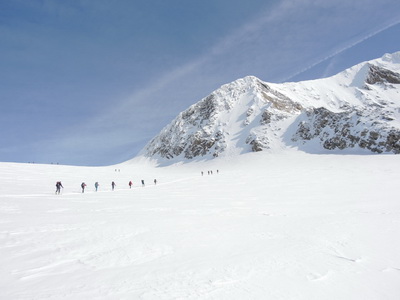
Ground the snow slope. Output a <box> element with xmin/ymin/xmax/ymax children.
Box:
<box><xmin>1</xmin><ymin>152</ymin><xmax>400</xmax><ymax>299</ymax></box>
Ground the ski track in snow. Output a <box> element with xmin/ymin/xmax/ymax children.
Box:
<box><xmin>1</xmin><ymin>152</ymin><xmax>400</xmax><ymax>299</ymax></box>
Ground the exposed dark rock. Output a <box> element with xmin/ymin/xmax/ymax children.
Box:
<box><xmin>366</xmin><ymin>65</ymin><xmax>400</xmax><ymax>85</ymax></box>
<box><xmin>260</xmin><ymin>111</ymin><xmax>272</xmax><ymax>125</ymax></box>
<box><xmin>292</xmin><ymin>106</ymin><xmax>400</xmax><ymax>154</ymax></box>
<box><xmin>250</xmin><ymin>140</ymin><xmax>264</xmax><ymax>152</ymax></box>
<box><xmin>198</xmin><ymin>95</ymin><xmax>217</xmax><ymax>120</ymax></box>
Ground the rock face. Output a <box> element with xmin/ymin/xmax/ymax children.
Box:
<box><xmin>292</xmin><ymin>107</ymin><xmax>400</xmax><ymax>154</ymax></box>
<box><xmin>141</xmin><ymin>52</ymin><xmax>400</xmax><ymax>161</ymax></box>
<box><xmin>365</xmin><ymin>64</ymin><xmax>400</xmax><ymax>85</ymax></box>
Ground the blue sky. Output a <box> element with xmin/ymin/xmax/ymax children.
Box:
<box><xmin>1</xmin><ymin>0</ymin><xmax>400</xmax><ymax>166</ymax></box>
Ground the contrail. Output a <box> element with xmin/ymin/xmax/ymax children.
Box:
<box><xmin>283</xmin><ymin>18</ymin><xmax>400</xmax><ymax>82</ymax></box>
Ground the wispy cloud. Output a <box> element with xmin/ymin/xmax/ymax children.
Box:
<box><xmin>101</xmin><ymin>0</ymin><xmax>400</xmax><ymax>110</ymax></box>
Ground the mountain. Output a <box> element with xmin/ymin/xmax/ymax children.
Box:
<box><xmin>140</xmin><ymin>52</ymin><xmax>400</xmax><ymax>161</ymax></box>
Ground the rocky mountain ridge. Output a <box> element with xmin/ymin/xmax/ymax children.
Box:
<box><xmin>140</xmin><ymin>52</ymin><xmax>400</xmax><ymax>161</ymax></box>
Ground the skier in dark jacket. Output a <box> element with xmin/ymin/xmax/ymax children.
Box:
<box><xmin>112</xmin><ymin>181</ymin><xmax>116</xmax><ymax>191</ymax></box>
<box><xmin>129</xmin><ymin>181</ymin><xmax>132</xmax><ymax>189</ymax></box>
<box><xmin>81</xmin><ymin>182</ymin><xmax>87</xmax><ymax>193</ymax></box>
<box><xmin>55</xmin><ymin>181</ymin><xmax>63</xmax><ymax>194</ymax></box>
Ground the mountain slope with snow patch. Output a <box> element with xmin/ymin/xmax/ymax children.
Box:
<box><xmin>141</xmin><ymin>52</ymin><xmax>400</xmax><ymax>162</ymax></box>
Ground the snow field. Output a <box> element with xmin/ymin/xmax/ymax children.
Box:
<box><xmin>1</xmin><ymin>152</ymin><xmax>400</xmax><ymax>299</ymax></box>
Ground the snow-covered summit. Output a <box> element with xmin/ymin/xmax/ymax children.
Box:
<box><xmin>140</xmin><ymin>52</ymin><xmax>400</xmax><ymax>162</ymax></box>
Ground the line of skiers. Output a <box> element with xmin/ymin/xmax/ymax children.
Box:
<box><xmin>56</xmin><ymin>179</ymin><xmax>158</xmax><ymax>194</ymax></box>
<box><xmin>201</xmin><ymin>170</ymin><xmax>219</xmax><ymax>176</ymax></box>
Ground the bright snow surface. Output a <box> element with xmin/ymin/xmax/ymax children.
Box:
<box><xmin>1</xmin><ymin>152</ymin><xmax>400</xmax><ymax>299</ymax></box>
